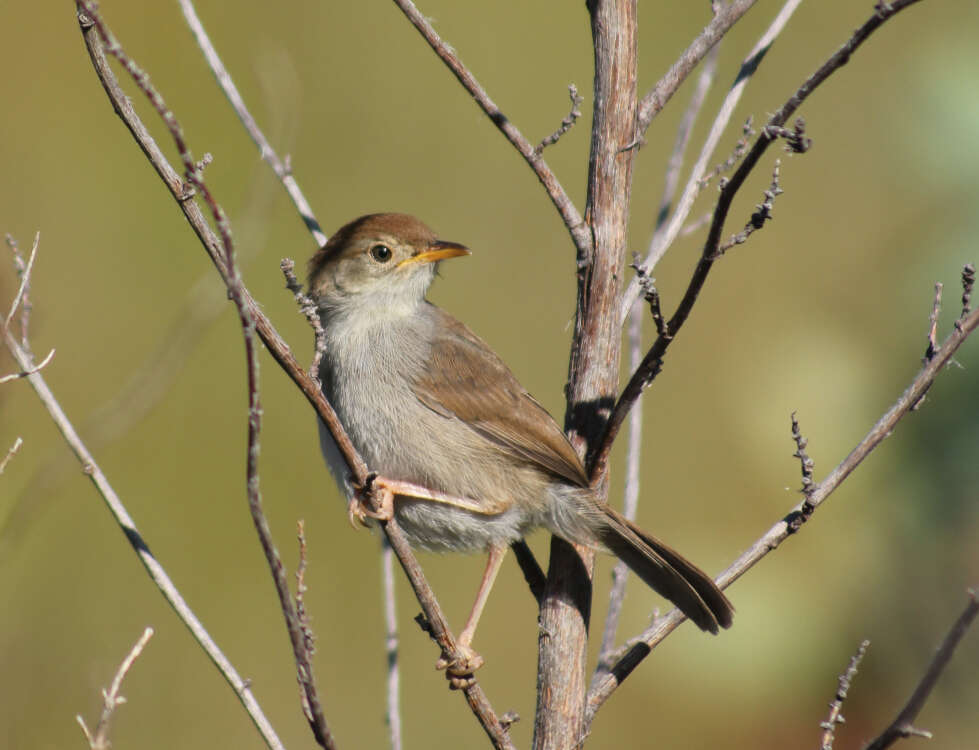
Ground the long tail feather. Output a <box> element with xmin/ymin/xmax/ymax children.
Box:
<box><xmin>595</xmin><ymin>505</ymin><xmax>734</xmax><ymax>634</ymax></box>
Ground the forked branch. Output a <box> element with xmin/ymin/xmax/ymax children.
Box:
<box><xmin>75</xmin><ymin>3</ymin><xmax>515</xmax><ymax>747</ymax></box>
<box><xmin>591</xmin><ymin>0</ymin><xmax>924</xmax><ymax>481</ymax></box>
<box><xmin>587</xmin><ymin>277</ymin><xmax>979</xmax><ymax>720</ymax></box>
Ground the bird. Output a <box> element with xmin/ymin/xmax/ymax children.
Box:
<box><xmin>308</xmin><ymin>213</ymin><xmax>733</xmax><ymax>681</ymax></box>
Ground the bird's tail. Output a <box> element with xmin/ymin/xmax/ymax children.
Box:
<box><xmin>593</xmin><ymin>504</ymin><xmax>734</xmax><ymax>634</ymax></box>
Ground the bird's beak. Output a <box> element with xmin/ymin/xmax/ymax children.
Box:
<box><xmin>397</xmin><ymin>240</ymin><xmax>470</xmax><ymax>268</ymax></box>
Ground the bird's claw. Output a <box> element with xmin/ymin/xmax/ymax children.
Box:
<box><xmin>347</xmin><ymin>474</ymin><xmax>395</xmax><ymax>529</ymax></box>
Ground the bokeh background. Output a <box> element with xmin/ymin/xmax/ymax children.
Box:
<box><xmin>2</xmin><ymin>1</ymin><xmax>978</xmax><ymax>748</ymax></box>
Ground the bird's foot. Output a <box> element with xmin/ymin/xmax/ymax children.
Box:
<box><xmin>347</xmin><ymin>473</ymin><xmax>395</xmax><ymax>528</ymax></box>
<box><xmin>436</xmin><ymin>643</ymin><xmax>484</xmax><ymax>690</ymax></box>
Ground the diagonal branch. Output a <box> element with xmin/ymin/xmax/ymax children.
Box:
<box><xmin>635</xmin><ymin>0</ymin><xmax>758</xmax><ymax>136</ymax></box>
<box><xmin>818</xmin><ymin>640</ymin><xmax>870</xmax><ymax>750</ymax></box>
<box><xmin>176</xmin><ymin>0</ymin><xmax>326</xmax><ymax>248</ymax></box>
<box><xmin>595</xmin><ymin>40</ymin><xmax>720</xmax><ymax>677</ymax></box>
<box><xmin>586</xmin><ymin>292</ymin><xmax>979</xmax><ymax>722</ymax></box>
<box><xmin>75</xmin><ymin>4</ymin><xmax>515</xmax><ymax>747</ymax></box>
<box><xmin>622</xmin><ymin>0</ymin><xmax>803</xmax><ymax>321</ymax></box>
<box><xmin>77</xmin><ymin>627</ymin><xmax>155</xmax><ymax>750</ymax></box>
<box><xmin>76</xmin><ymin>3</ymin><xmax>333</xmax><ymax>746</ymax></box>
<box><xmin>3</xmin><ymin>325</ymin><xmax>286</xmax><ymax>750</ymax></box>
<box><xmin>864</xmin><ymin>589</ymin><xmax>979</xmax><ymax>750</ymax></box>
<box><xmin>591</xmin><ymin>0</ymin><xmax>924</xmax><ymax>481</ymax></box>
<box><xmin>390</xmin><ymin>0</ymin><xmax>591</xmax><ymax>263</ymax></box>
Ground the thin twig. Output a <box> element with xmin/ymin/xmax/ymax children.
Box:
<box><xmin>699</xmin><ymin>118</ymin><xmax>755</xmax><ymax>191</ymax></box>
<box><xmin>78</xmin><ymin>3</ymin><xmax>512</xmax><ymax>743</ymax></box>
<box><xmin>535</xmin><ymin>84</ymin><xmax>584</xmax><ymax>154</ymax></box>
<box><xmin>384</xmin><ymin>519</ymin><xmax>517</xmax><ymax>750</ymax></box>
<box><xmin>818</xmin><ymin>640</ymin><xmax>869</xmax><ymax>750</ymax></box>
<box><xmin>5</xmin><ymin>234</ymin><xmax>34</xmax><ymax>350</ymax></box>
<box><xmin>176</xmin><ymin>0</ymin><xmax>326</xmax><ymax>247</ymax></box>
<box><xmin>586</xmin><ymin>295</ymin><xmax>979</xmax><ymax>722</ymax></box>
<box><xmin>3</xmin><ymin>231</ymin><xmax>39</xmax><ymax>332</ymax></box>
<box><xmin>282</xmin><ymin>258</ymin><xmax>327</xmax><ymax>381</ymax></box>
<box><xmin>596</xmin><ymin>0</ymin><xmax>922</xmax><ymax>480</ymax></box>
<box><xmin>864</xmin><ymin>589</ymin><xmax>979</xmax><ymax>750</ymax></box>
<box><xmin>0</xmin><ymin>437</ymin><xmax>24</xmax><ymax>475</ymax></box>
<box><xmin>0</xmin><ymin>347</ymin><xmax>55</xmax><ymax>384</ymax></box>
<box><xmin>597</xmin><ymin>47</ymin><xmax>720</xmax><ymax>675</ymax></box>
<box><xmin>4</xmin><ymin>324</ymin><xmax>284</xmax><ymax>750</ymax></box>
<box><xmin>716</xmin><ymin>158</ymin><xmax>783</xmax><ymax>253</ymax></box>
<box><xmin>594</xmin><ymin>295</ymin><xmax>645</xmax><ymax>674</ymax></box>
<box><xmin>791</xmin><ymin>412</ymin><xmax>815</xmax><ymax>503</ymax></box>
<box><xmin>593</xmin><ymin>162</ymin><xmax>784</xmax><ymax>481</ymax></box>
<box><xmin>295</xmin><ymin>521</ymin><xmax>315</xmax><ymax>656</ymax></box>
<box><xmin>510</xmin><ymin>540</ymin><xmax>546</xmax><ymax>605</ymax></box>
<box><xmin>622</xmin><ymin>0</ymin><xmax>804</xmax><ymax>322</ymax></box>
<box><xmin>958</xmin><ymin>263</ymin><xmax>975</xmax><ymax>324</ymax></box>
<box><xmin>77</xmin><ymin>627</ymin><xmax>155</xmax><ymax>750</ymax></box>
<box><xmin>923</xmin><ymin>282</ymin><xmax>943</xmax><ymax>363</ymax></box>
<box><xmin>636</xmin><ymin>0</ymin><xmax>758</xmax><ymax>135</ymax></box>
<box><xmin>381</xmin><ymin>537</ymin><xmax>403</xmax><ymax>750</ymax></box>
<box><xmin>651</xmin><ymin>43</ymin><xmax>721</xmax><ymax>228</ymax></box>
<box><xmin>390</xmin><ymin>0</ymin><xmax>591</xmax><ymax>263</ymax></box>
<box><xmin>75</xmin><ymin>4</ymin><xmax>334</xmax><ymax>747</ymax></box>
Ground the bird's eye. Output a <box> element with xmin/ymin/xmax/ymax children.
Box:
<box><xmin>370</xmin><ymin>244</ymin><xmax>393</xmax><ymax>263</ymax></box>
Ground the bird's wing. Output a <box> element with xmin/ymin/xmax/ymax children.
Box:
<box><xmin>412</xmin><ymin>307</ymin><xmax>590</xmax><ymax>488</ymax></box>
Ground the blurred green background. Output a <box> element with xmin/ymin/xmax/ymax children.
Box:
<box><xmin>2</xmin><ymin>1</ymin><xmax>977</xmax><ymax>748</ymax></box>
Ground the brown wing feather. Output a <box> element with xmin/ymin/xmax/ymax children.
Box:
<box><xmin>413</xmin><ymin>306</ymin><xmax>589</xmax><ymax>488</ymax></box>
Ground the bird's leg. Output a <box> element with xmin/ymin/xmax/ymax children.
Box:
<box><xmin>437</xmin><ymin>543</ymin><xmax>507</xmax><ymax>689</ymax></box>
<box><xmin>348</xmin><ymin>473</ymin><xmax>492</xmax><ymax>528</ymax></box>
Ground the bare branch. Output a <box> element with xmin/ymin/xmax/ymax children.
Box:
<box><xmin>818</xmin><ymin>640</ymin><xmax>870</xmax><ymax>750</ymax></box>
<box><xmin>716</xmin><ymin>158</ymin><xmax>783</xmax><ymax>253</ymax></box>
<box><xmin>535</xmin><ymin>84</ymin><xmax>584</xmax><ymax>154</ymax></box>
<box><xmin>5</xmin><ymin>234</ymin><xmax>34</xmax><ymax>350</ymax></box>
<box><xmin>4</xmin><ymin>325</ymin><xmax>284</xmax><ymax>750</ymax></box>
<box><xmin>77</xmin><ymin>627</ymin><xmax>155</xmax><ymax>750</ymax></box>
<box><xmin>594</xmin><ymin>294</ymin><xmax>645</xmax><ymax>675</ymax></box>
<box><xmin>790</xmin><ymin>412</ymin><xmax>815</xmax><ymax>501</ymax></box>
<box><xmin>622</xmin><ymin>0</ymin><xmax>804</xmax><ymax>322</ymax></box>
<box><xmin>77</xmin><ymin>4</ymin><xmax>514</xmax><ymax>743</ymax></box>
<box><xmin>864</xmin><ymin>589</ymin><xmax>979</xmax><ymax>750</ymax></box>
<box><xmin>592</xmin><ymin>161</ymin><xmax>783</xmax><ymax>482</ymax></box>
<box><xmin>958</xmin><ymin>263</ymin><xmax>975</xmax><ymax>323</ymax></box>
<box><xmin>390</xmin><ymin>0</ymin><xmax>591</xmax><ymax>261</ymax></box>
<box><xmin>295</xmin><ymin>521</ymin><xmax>315</xmax><ymax>653</ymax></box>
<box><xmin>636</xmin><ymin>0</ymin><xmax>758</xmax><ymax>135</ymax></box>
<box><xmin>597</xmin><ymin>0</ymin><xmax>922</xmax><ymax>478</ymax></box>
<box><xmin>3</xmin><ymin>231</ymin><xmax>39</xmax><ymax>333</ymax></box>
<box><xmin>385</xmin><ymin>519</ymin><xmax>517</xmax><ymax>750</ymax></box>
<box><xmin>176</xmin><ymin>0</ymin><xmax>327</xmax><ymax>247</ymax></box>
<box><xmin>699</xmin><ymin>117</ymin><xmax>755</xmax><ymax>191</ymax></box>
<box><xmin>596</xmin><ymin>47</ymin><xmax>719</xmax><ymax>671</ymax></box>
<box><xmin>0</xmin><ymin>347</ymin><xmax>55</xmax><ymax>385</ymax></box>
<box><xmin>587</xmin><ymin>294</ymin><xmax>979</xmax><ymax>720</ymax></box>
<box><xmin>0</xmin><ymin>437</ymin><xmax>24</xmax><ymax>475</ymax></box>
<box><xmin>510</xmin><ymin>540</ymin><xmax>546</xmax><ymax>605</ymax></box>
<box><xmin>924</xmin><ymin>282</ymin><xmax>943</xmax><ymax>363</ymax></box>
<box><xmin>381</xmin><ymin>538</ymin><xmax>403</xmax><ymax>750</ymax></box>
<box><xmin>75</xmin><ymin>4</ymin><xmax>334</xmax><ymax>746</ymax></box>
<box><xmin>536</xmin><ymin>0</ymin><xmax>642</xmax><ymax>744</ymax></box>
<box><xmin>282</xmin><ymin>258</ymin><xmax>327</xmax><ymax>381</ymax></box>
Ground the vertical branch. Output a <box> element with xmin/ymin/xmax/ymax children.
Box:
<box><xmin>381</xmin><ymin>538</ymin><xmax>403</xmax><ymax>750</ymax></box>
<box><xmin>594</xmin><ymin>301</ymin><xmax>643</xmax><ymax>665</ymax></box>
<box><xmin>535</xmin><ymin>1</ymin><xmax>638</xmax><ymax>748</ymax></box>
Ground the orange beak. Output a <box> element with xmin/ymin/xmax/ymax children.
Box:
<box><xmin>397</xmin><ymin>240</ymin><xmax>470</xmax><ymax>268</ymax></box>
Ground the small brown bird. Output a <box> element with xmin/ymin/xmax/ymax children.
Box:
<box><xmin>309</xmin><ymin>213</ymin><xmax>732</xmax><ymax>678</ymax></box>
